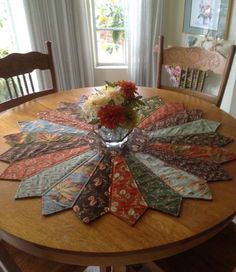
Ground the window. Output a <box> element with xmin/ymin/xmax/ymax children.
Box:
<box><xmin>0</xmin><ymin>0</ymin><xmax>38</xmax><ymax>103</ymax></box>
<box><xmin>93</xmin><ymin>0</ymin><xmax>127</xmax><ymax>66</ymax></box>
<box><xmin>0</xmin><ymin>0</ymin><xmax>12</xmax><ymax>102</ymax></box>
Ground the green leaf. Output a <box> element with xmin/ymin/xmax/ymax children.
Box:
<box><xmin>136</xmin><ymin>100</ymin><xmax>146</xmax><ymax>106</ymax></box>
<box><xmin>112</xmin><ymin>30</ymin><xmax>120</xmax><ymax>43</ymax></box>
<box><xmin>89</xmin><ymin>119</ymin><xmax>99</xmax><ymax>124</ymax></box>
<box><xmin>105</xmin><ymin>80</ymin><xmax>116</xmax><ymax>87</ymax></box>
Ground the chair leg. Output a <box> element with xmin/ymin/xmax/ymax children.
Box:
<box><xmin>0</xmin><ymin>240</ymin><xmax>22</xmax><ymax>272</ymax></box>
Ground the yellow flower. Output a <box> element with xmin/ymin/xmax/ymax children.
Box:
<box><xmin>99</xmin><ymin>15</ymin><xmax>107</xmax><ymax>24</ymax></box>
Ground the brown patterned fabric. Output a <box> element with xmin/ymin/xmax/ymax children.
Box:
<box><xmin>58</xmin><ymin>101</ymin><xmax>83</xmax><ymax>113</ymax></box>
<box><xmin>151</xmin><ymin>132</ymin><xmax>233</xmax><ymax>147</ymax></box>
<box><xmin>149</xmin><ymin>109</ymin><xmax>203</xmax><ymax>130</ymax></box>
<box><xmin>0</xmin><ymin>137</ymin><xmax>96</xmax><ymax>163</ymax></box>
<box><xmin>73</xmin><ymin>155</ymin><xmax>111</xmax><ymax>223</ymax></box>
<box><xmin>148</xmin><ymin>142</ymin><xmax>236</xmax><ymax>164</ymax></box>
<box><xmin>126</xmin><ymin>128</ymin><xmax>149</xmax><ymax>152</ymax></box>
<box><xmin>146</xmin><ymin>149</ymin><xmax>231</xmax><ymax>181</ymax></box>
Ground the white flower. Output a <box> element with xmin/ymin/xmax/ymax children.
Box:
<box><xmin>82</xmin><ymin>85</ymin><xmax>125</xmax><ymax>122</ymax></box>
<box><xmin>106</xmin><ymin>88</ymin><xmax>125</xmax><ymax>105</ymax></box>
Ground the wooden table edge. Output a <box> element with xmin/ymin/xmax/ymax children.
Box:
<box><xmin>1</xmin><ymin>213</ymin><xmax>235</xmax><ymax>266</ymax></box>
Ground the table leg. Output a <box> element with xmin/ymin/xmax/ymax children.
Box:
<box><xmin>112</xmin><ymin>266</ymin><xmax>126</xmax><ymax>272</ymax></box>
<box><xmin>141</xmin><ymin>262</ymin><xmax>166</xmax><ymax>272</ymax></box>
<box><xmin>100</xmin><ymin>266</ymin><xmax>126</xmax><ymax>272</ymax></box>
<box><xmin>100</xmin><ymin>266</ymin><xmax>111</xmax><ymax>272</ymax></box>
<box><xmin>0</xmin><ymin>240</ymin><xmax>22</xmax><ymax>272</ymax></box>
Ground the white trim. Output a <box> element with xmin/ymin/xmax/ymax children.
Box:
<box><xmin>95</xmin><ymin>65</ymin><xmax>128</xmax><ymax>69</ymax></box>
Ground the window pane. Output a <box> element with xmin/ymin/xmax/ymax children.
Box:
<box><xmin>96</xmin><ymin>30</ymin><xmax>125</xmax><ymax>64</ymax></box>
<box><xmin>95</xmin><ymin>0</ymin><xmax>125</xmax><ymax>29</ymax></box>
<box><xmin>0</xmin><ymin>0</ymin><xmax>38</xmax><ymax>103</ymax></box>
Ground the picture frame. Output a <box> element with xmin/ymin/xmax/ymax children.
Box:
<box><xmin>183</xmin><ymin>0</ymin><xmax>232</xmax><ymax>39</ymax></box>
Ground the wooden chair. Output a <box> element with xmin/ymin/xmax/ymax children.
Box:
<box><xmin>0</xmin><ymin>41</ymin><xmax>58</xmax><ymax>112</ymax></box>
<box><xmin>156</xmin><ymin>35</ymin><xmax>236</xmax><ymax>107</ymax></box>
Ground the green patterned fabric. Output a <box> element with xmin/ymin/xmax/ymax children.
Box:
<box><xmin>42</xmin><ymin>154</ymin><xmax>103</xmax><ymax>215</ymax></box>
<box><xmin>19</xmin><ymin>120</ymin><xmax>87</xmax><ymax>135</ymax></box>
<box><xmin>138</xmin><ymin>96</ymin><xmax>164</xmax><ymax>121</ymax></box>
<box><xmin>149</xmin><ymin>119</ymin><xmax>220</xmax><ymax>138</ymax></box>
<box><xmin>125</xmin><ymin>154</ymin><xmax>182</xmax><ymax>216</ymax></box>
<box><xmin>134</xmin><ymin>152</ymin><xmax>212</xmax><ymax>199</ymax></box>
<box><xmin>152</xmin><ymin>132</ymin><xmax>233</xmax><ymax>147</ymax></box>
<box><xmin>4</xmin><ymin>132</ymin><xmax>78</xmax><ymax>146</ymax></box>
<box><xmin>15</xmin><ymin>150</ymin><xmax>96</xmax><ymax>199</ymax></box>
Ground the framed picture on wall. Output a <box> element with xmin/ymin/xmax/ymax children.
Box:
<box><xmin>183</xmin><ymin>0</ymin><xmax>232</xmax><ymax>39</ymax></box>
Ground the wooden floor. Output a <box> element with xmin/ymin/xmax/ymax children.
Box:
<box><xmin>2</xmin><ymin>221</ymin><xmax>236</xmax><ymax>272</ymax></box>
<box><xmin>155</xmin><ymin>222</ymin><xmax>236</xmax><ymax>272</ymax></box>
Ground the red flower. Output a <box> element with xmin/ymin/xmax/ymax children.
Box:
<box><xmin>115</xmin><ymin>80</ymin><xmax>137</xmax><ymax>99</ymax></box>
<box><xmin>98</xmin><ymin>104</ymin><xmax>125</xmax><ymax>129</ymax></box>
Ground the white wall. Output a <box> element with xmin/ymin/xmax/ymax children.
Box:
<box><xmin>227</xmin><ymin>0</ymin><xmax>236</xmax><ymax>118</ymax></box>
<box><xmin>230</xmin><ymin>82</ymin><xmax>236</xmax><ymax>117</ymax></box>
<box><xmin>94</xmin><ymin>67</ymin><xmax>128</xmax><ymax>87</ymax></box>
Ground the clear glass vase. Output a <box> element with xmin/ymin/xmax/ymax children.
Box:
<box><xmin>97</xmin><ymin>126</ymin><xmax>130</xmax><ymax>148</ymax></box>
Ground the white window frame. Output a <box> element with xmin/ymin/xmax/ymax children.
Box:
<box><xmin>91</xmin><ymin>0</ymin><xmax>128</xmax><ymax>67</ymax></box>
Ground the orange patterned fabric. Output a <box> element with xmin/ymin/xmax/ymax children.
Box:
<box><xmin>139</xmin><ymin>103</ymin><xmax>185</xmax><ymax>129</ymax></box>
<box><xmin>0</xmin><ymin>145</ymin><xmax>89</xmax><ymax>181</ymax></box>
<box><xmin>110</xmin><ymin>156</ymin><xmax>147</xmax><ymax>225</ymax></box>
<box><xmin>38</xmin><ymin>110</ymin><xmax>93</xmax><ymax>131</ymax></box>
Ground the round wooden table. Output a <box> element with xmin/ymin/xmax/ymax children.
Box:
<box><xmin>0</xmin><ymin>87</ymin><xmax>236</xmax><ymax>271</ymax></box>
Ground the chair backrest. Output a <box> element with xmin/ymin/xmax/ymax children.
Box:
<box><xmin>156</xmin><ymin>35</ymin><xmax>236</xmax><ymax>107</ymax></box>
<box><xmin>0</xmin><ymin>41</ymin><xmax>58</xmax><ymax>112</ymax></box>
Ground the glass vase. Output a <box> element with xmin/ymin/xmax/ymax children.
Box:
<box><xmin>97</xmin><ymin>126</ymin><xmax>130</xmax><ymax>148</ymax></box>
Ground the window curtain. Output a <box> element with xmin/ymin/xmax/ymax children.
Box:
<box><xmin>127</xmin><ymin>0</ymin><xmax>163</xmax><ymax>87</ymax></box>
<box><xmin>23</xmin><ymin>0</ymin><xmax>95</xmax><ymax>90</ymax></box>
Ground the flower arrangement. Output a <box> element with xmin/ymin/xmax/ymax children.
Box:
<box><xmin>82</xmin><ymin>80</ymin><xmax>144</xmax><ymax>130</ymax></box>
<box><xmin>165</xmin><ymin>65</ymin><xmax>181</xmax><ymax>87</ymax></box>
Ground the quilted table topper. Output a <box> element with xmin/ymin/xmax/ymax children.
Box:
<box><xmin>0</xmin><ymin>95</ymin><xmax>235</xmax><ymax>226</ymax></box>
